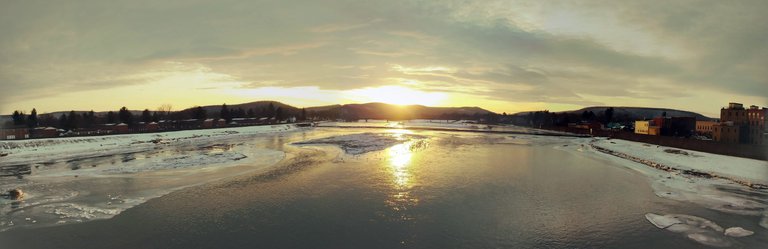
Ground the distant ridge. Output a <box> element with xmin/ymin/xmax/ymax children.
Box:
<box><xmin>514</xmin><ymin>106</ymin><xmax>715</xmax><ymax>121</ymax></box>
<box><xmin>2</xmin><ymin>101</ymin><xmax>493</xmax><ymax>121</ymax></box>
<box><xmin>307</xmin><ymin>102</ymin><xmax>493</xmax><ymax>120</ymax></box>
<box><xmin>180</xmin><ymin>101</ymin><xmax>301</xmax><ymax>115</ymax></box>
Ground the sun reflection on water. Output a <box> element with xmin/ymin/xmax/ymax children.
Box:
<box><xmin>384</xmin><ymin>135</ymin><xmax>428</xmax><ymax>216</ymax></box>
<box><xmin>389</xmin><ymin>142</ymin><xmax>413</xmax><ymax>187</ymax></box>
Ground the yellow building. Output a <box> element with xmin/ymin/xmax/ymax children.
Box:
<box><xmin>695</xmin><ymin>121</ymin><xmax>717</xmax><ymax>135</ymax></box>
<box><xmin>635</xmin><ymin>121</ymin><xmax>650</xmax><ymax>134</ymax></box>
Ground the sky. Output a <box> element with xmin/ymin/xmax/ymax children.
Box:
<box><xmin>1</xmin><ymin>0</ymin><xmax>766</xmax><ymax>117</ymax></box>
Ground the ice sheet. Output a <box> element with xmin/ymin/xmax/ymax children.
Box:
<box><xmin>293</xmin><ymin>132</ymin><xmax>428</xmax><ymax>155</ymax></box>
<box><xmin>0</xmin><ymin>125</ymin><xmax>298</xmax><ymax>232</ymax></box>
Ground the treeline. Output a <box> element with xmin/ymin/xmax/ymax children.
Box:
<box><xmin>5</xmin><ymin>103</ymin><xmax>310</xmax><ymax>131</ymax></box>
<box><xmin>511</xmin><ymin>107</ymin><xmax>650</xmax><ymax>128</ymax></box>
<box><xmin>175</xmin><ymin>103</ymin><xmax>308</xmax><ymax>123</ymax></box>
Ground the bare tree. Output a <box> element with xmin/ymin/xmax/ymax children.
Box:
<box><xmin>157</xmin><ymin>104</ymin><xmax>173</xmax><ymax>119</ymax></box>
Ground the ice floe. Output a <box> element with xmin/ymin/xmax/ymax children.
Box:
<box><xmin>645</xmin><ymin>213</ymin><xmax>732</xmax><ymax>247</ymax></box>
<box><xmin>724</xmin><ymin>227</ymin><xmax>754</xmax><ymax>237</ymax></box>
<box><xmin>293</xmin><ymin>132</ymin><xmax>428</xmax><ymax>155</ymax></box>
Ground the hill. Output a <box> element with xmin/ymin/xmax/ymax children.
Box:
<box><xmin>307</xmin><ymin>102</ymin><xmax>493</xmax><ymax>120</ymax></box>
<box><xmin>514</xmin><ymin>106</ymin><xmax>715</xmax><ymax>121</ymax></box>
<box><xmin>181</xmin><ymin>101</ymin><xmax>301</xmax><ymax>116</ymax></box>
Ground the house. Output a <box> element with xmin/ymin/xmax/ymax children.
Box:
<box><xmin>145</xmin><ymin>122</ymin><xmax>159</xmax><ymax>132</ymax></box>
<box><xmin>112</xmin><ymin>123</ymin><xmax>129</xmax><ymax>133</ymax></box>
<box><xmin>215</xmin><ymin>119</ymin><xmax>227</xmax><ymax>127</ymax></box>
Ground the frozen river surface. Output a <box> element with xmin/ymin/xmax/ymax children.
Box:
<box><xmin>0</xmin><ymin>127</ymin><xmax>766</xmax><ymax>248</ymax></box>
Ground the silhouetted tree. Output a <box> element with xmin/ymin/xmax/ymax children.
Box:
<box><xmin>26</xmin><ymin>108</ymin><xmax>38</xmax><ymax>128</ymax></box>
<box><xmin>299</xmin><ymin>108</ymin><xmax>307</xmax><ymax>121</ymax></box>
<box><xmin>151</xmin><ymin>111</ymin><xmax>159</xmax><ymax>122</ymax></box>
<box><xmin>67</xmin><ymin>111</ymin><xmax>78</xmax><ymax>130</ymax></box>
<box><xmin>192</xmin><ymin>106</ymin><xmax>207</xmax><ymax>120</ymax></box>
<box><xmin>107</xmin><ymin>111</ymin><xmax>116</xmax><ymax>124</ymax></box>
<box><xmin>38</xmin><ymin>114</ymin><xmax>56</xmax><ymax>127</ymax></box>
<box><xmin>661</xmin><ymin>111</ymin><xmax>667</xmax><ymax>117</ymax></box>
<box><xmin>141</xmin><ymin>109</ymin><xmax>151</xmax><ymax>123</ymax></box>
<box><xmin>12</xmin><ymin>111</ymin><xmax>26</xmax><ymax>126</ymax></box>
<box><xmin>84</xmin><ymin>110</ymin><xmax>95</xmax><ymax>128</ymax></box>
<box><xmin>118</xmin><ymin>107</ymin><xmax>133</xmax><ymax>125</ymax></box>
<box><xmin>275</xmin><ymin>107</ymin><xmax>283</xmax><ymax>121</ymax></box>
<box><xmin>604</xmin><ymin>107</ymin><xmax>614</xmax><ymax>124</ymax></box>
<box><xmin>247</xmin><ymin>108</ymin><xmax>255</xmax><ymax>118</ymax></box>
<box><xmin>219</xmin><ymin>104</ymin><xmax>231</xmax><ymax>122</ymax></box>
<box><xmin>59</xmin><ymin>113</ymin><xmax>68</xmax><ymax>130</ymax></box>
<box><xmin>234</xmin><ymin>108</ymin><xmax>245</xmax><ymax>118</ymax></box>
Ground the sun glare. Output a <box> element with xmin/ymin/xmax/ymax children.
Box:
<box><xmin>345</xmin><ymin>85</ymin><xmax>447</xmax><ymax>106</ymax></box>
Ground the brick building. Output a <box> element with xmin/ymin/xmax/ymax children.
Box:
<box><xmin>714</xmin><ymin>102</ymin><xmax>764</xmax><ymax>145</ymax></box>
<box><xmin>0</xmin><ymin>128</ymin><xmax>29</xmax><ymax>140</ymax></box>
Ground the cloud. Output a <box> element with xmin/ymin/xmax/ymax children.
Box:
<box><xmin>0</xmin><ymin>0</ymin><xmax>765</xmax><ymax>113</ymax></box>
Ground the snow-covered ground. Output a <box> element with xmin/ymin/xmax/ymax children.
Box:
<box><xmin>591</xmin><ymin>138</ymin><xmax>767</xmax><ymax>186</ymax></box>
<box><xmin>0</xmin><ymin>125</ymin><xmax>302</xmax><ymax>231</ymax></box>
<box><xmin>0</xmin><ymin>124</ymin><xmax>298</xmax><ymax>166</ymax></box>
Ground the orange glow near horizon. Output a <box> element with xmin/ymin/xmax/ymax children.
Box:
<box><xmin>344</xmin><ymin>85</ymin><xmax>448</xmax><ymax>106</ymax></box>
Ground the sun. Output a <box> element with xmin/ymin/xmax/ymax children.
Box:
<box><xmin>345</xmin><ymin>85</ymin><xmax>448</xmax><ymax>106</ymax></box>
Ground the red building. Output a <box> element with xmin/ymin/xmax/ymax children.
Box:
<box><xmin>0</xmin><ymin>128</ymin><xmax>29</xmax><ymax>140</ymax></box>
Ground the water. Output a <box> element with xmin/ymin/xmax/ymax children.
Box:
<box><xmin>0</xmin><ymin>128</ymin><xmax>765</xmax><ymax>248</ymax></box>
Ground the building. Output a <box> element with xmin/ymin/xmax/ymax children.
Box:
<box><xmin>667</xmin><ymin>117</ymin><xmax>696</xmax><ymax>137</ymax></box>
<box><xmin>746</xmin><ymin>105</ymin><xmax>765</xmax><ymax>145</ymax></box>
<box><xmin>202</xmin><ymin>119</ymin><xmax>214</xmax><ymax>128</ymax></box>
<box><xmin>215</xmin><ymin>119</ymin><xmax>227</xmax><ymax>127</ymax></box>
<box><xmin>695</xmin><ymin>121</ymin><xmax>717</xmax><ymax>136</ymax></box>
<box><xmin>30</xmin><ymin>127</ymin><xmax>59</xmax><ymax>138</ymax></box>
<box><xmin>721</xmin><ymin>103</ymin><xmax>748</xmax><ymax>125</ymax></box>
<box><xmin>713</xmin><ymin>122</ymin><xmax>740</xmax><ymax>143</ymax></box>
<box><xmin>635</xmin><ymin>121</ymin><xmax>650</xmax><ymax>134</ymax></box>
<box><xmin>0</xmin><ymin>128</ymin><xmax>29</xmax><ymax>140</ymax></box>
<box><xmin>112</xmin><ymin>123</ymin><xmax>129</xmax><ymax>133</ymax></box>
<box><xmin>573</xmin><ymin>121</ymin><xmax>603</xmax><ymax>131</ymax></box>
<box><xmin>716</xmin><ymin>102</ymin><xmax>764</xmax><ymax>145</ymax></box>
<box><xmin>146</xmin><ymin>122</ymin><xmax>159</xmax><ymax>132</ymax></box>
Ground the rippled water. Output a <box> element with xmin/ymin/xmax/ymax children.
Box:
<box><xmin>0</xmin><ymin>129</ymin><xmax>765</xmax><ymax>248</ymax></box>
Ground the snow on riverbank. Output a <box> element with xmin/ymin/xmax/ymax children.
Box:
<box><xmin>557</xmin><ymin>137</ymin><xmax>768</xmax><ymax>232</ymax></box>
<box><xmin>591</xmin><ymin>139</ymin><xmax>768</xmax><ymax>186</ymax></box>
<box><xmin>0</xmin><ymin>124</ymin><xmax>299</xmax><ymax>166</ymax></box>
<box><xmin>0</xmin><ymin>125</ymin><xmax>301</xmax><ymax>232</ymax></box>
